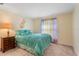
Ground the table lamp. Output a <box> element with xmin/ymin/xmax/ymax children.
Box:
<box><xmin>0</xmin><ymin>22</ymin><xmax>12</xmax><ymax>37</ymax></box>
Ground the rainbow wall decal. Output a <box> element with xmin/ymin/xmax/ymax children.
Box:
<box><xmin>19</xmin><ymin>18</ymin><xmax>26</xmax><ymax>28</ymax></box>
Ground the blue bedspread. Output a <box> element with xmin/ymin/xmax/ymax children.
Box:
<box><xmin>15</xmin><ymin>30</ymin><xmax>52</xmax><ymax>55</ymax></box>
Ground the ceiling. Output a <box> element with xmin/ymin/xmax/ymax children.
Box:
<box><xmin>0</xmin><ymin>3</ymin><xmax>76</xmax><ymax>18</ymax></box>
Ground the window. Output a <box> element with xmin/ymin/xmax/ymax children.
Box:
<box><xmin>41</xmin><ymin>18</ymin><xmax>58</xmax><ymax>41</ymax></box>
<box><xmin>41</xmin><ymin>20</ymin><xmax>53</xmax><ymax>34</ymax></box>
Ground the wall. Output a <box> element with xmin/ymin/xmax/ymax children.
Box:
<box><xmin>73</xmin><ymin>4</ymin><xmax>79</xmax><ymax>55</ymax></box>
<box><xmin>33</xmin><ymin>19</ymin><xmax>41</xmax><ymax>33</ymax></box>
<box><xmin>57</xmin><ymin>12</ymin><xmax>73</xmax><ymax>46</ymax></box>
<box><xmin>0</xmin><ymin>9</ymin><xmax>20</xmax><ymax>29</ymax></box>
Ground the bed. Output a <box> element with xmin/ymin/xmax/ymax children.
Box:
<box><xmin>15</xmin><ymin>29</ymin><xmax>52</xmax><ymax>56</ymax></box>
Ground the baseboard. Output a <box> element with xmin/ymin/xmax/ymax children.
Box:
<box><xmin>73</xmin><ymin>47</ymin><xmax>79</xmax><ymax>56</ymax></box>
<box><xmin>55</xmin><ymin>43</ymin><xmax>73</xmax><ymax>47</ymax></box>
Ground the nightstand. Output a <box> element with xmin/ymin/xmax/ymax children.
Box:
<box><xmin>1</xmin><ymin>36</ymin><xmax>16</xmax><ymax>53</ymax></box>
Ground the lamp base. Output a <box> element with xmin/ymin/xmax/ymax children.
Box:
<box><xmin>7</xmin><ymin>30</ymin><xmax>9</xmax><ymax>37</ymax></box>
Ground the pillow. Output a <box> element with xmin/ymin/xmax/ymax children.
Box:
<box><xmin>16</xmin><ymin>29</ymin><xmax>32</xmax><ymax>36</ymax></box>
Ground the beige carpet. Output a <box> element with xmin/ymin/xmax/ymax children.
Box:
<box><xmin>0</xmin><ymin>43</ymin><xmax>76</xmax><ymax>56</ymax></box>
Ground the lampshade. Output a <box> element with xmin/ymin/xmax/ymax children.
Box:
<box><xmin>0</xmin><ymin>22</ymin><xmax>12</xmax><ymax>29</ymax></box>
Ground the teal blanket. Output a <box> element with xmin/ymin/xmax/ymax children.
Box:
<box><xmin>15</xmin><ymin>30</ymin><xmax>52</xmax><ymax>56</ymax></box>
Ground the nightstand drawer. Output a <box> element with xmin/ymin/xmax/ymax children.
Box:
<box><xmin>3</xmin><ymin>42</ymin><xmax>9</xmax><ymax>46</ymax></box>
<box><xmin>4</xmin><ymin>45</ymin><xmax>9</xmax><ymax>48</ymax></box>
<box><xmin>3</xmin><ymin>40</ymin><xmax>9</xmax><ymax>43</ymax></box>
<box><xmin>1</xmin><ymin>36</ymin><xmax>16</xmax><ymax>52</ymax></box>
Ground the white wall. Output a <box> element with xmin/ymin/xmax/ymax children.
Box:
<box><xmin>57</xmin><ymin>12</ymin><xmax>73</xmax><ymax>46</ymax></box>
<box><xmin>73</xmin><ymin>4</ymin><xmax>79</xmax><ymax>55</ymax></box>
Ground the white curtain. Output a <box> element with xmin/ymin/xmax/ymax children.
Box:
<box><xmin>41</xmin><ymin>18</ymin><xmax>58</xmax><ymax>41</ymax></box>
